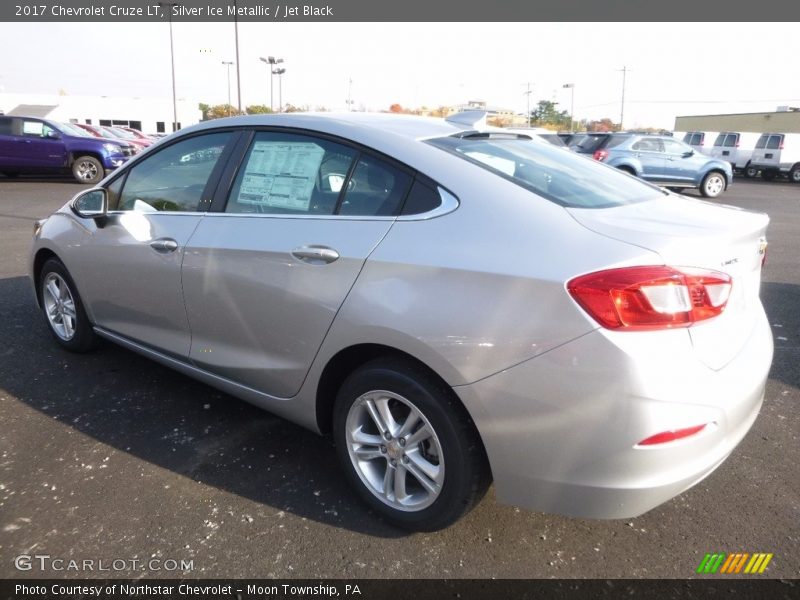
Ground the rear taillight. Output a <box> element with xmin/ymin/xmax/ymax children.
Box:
<box><xmin>779</xmin><ymin>139</ymin><xmax>785</xmax><ymax>150</ymax></box>
<box><xmin>637</xmin><ymin>424</ymin><xmax>709</xmax><ymax>446</ymax></box>
<box><xmin>567</xmin><ymin>266</ymin><xmax>732</xmax><ymax>330</ymax></box>
<box><xmin>593</xmin><ymin>149</ymin><xmax>608</xmax><ymax>161</ymax></box>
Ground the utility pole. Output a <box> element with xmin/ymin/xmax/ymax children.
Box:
<box><xmin>562</xmin><ymin>83</ymin><xmax>575</xmax><ymax>132</ymax></box>
<box><xmin>347</xmin><ymin>78</ymin><xmax>353</xmax><ymax>111</ymax></box>
<box><xmin>523</xmin><ymin>82</ymin><xmax>532</xmax><ymax>126</ymax></box>
<box><xmin>158</xmin><ymin>2</ymin><xmax>180</xmax><ymax>132</ymax></box>
<box><xmin>233</xmin><ymin>0</ymin><xmax>242</xmax><ymax>113</ymax></box>
<box><xmin>617</xmin><ymin>66</ymin><xmax>630</xmax><ymax>131</ymax></box>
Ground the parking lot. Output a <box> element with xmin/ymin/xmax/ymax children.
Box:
<box><xmin>0</xmin><ymin>176</ymin><xmax>798</xmax><ymax>578</ymax></box>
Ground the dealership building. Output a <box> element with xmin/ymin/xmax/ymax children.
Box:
<box><xmin>674</xmin><ymin>107</ymin><xmax>800</xmax><ymax>134</ymax></box>
<box><xmin>0</xmin><ymin>93</ymin><xmax>201</xmax><ymax>135</ymax></box>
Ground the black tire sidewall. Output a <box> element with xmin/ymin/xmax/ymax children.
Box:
<box><xmin>332</xmin><ymin>359</ymin><xmax>485</xmax><ymax>531</ymax></box>
<box><xmin>72</xmin><ymin>156</ymin><xmax>103</xmax><ymax>184</ymax></box>
<box><xmin>39</xmin><ymin>258</ymin><xmax>97</xmax><ymax>352</ymax></box>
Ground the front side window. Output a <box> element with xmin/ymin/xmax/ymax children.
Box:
<box><xmin>766</xmin><ymin>135</ymin><xmax>783</xmax><ymax>150</ymax></box>
<box><xmin>713</xmin><ymin>134</ymin><xmax>725</xmax><ymax>147</ymax></box>
<box><xmin>723</xmin><ymin>134</ymin><xmax>738</xmax><ymax>147</ymax></box>
<box><xmin>117</xmin><ymin>132</ymin><xmax>231</xmax><ymax>212</ymax></box>
<box><xmin>755</xmin><ymin>135</ymin><xmax>768</xmax><ymax>149</ymax></box>
<box><xmin>427</xmin><ymin>134</ymin><xmax>664</xmax><ymax>209</ymax></box>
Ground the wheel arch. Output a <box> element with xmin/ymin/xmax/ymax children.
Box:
<box><xmin>315</xmin><ymin>342</ymin><xmax>484</xmax><ymax>452</ymax></box>
<box><xmin>32</xmin><ymin>247</ymin><xmax>61</xmax><ymax>308</ymax></box>
<box><xmin>68</xmin><ymin>150</ymin><xmax>104</xmax><ymax>166</ymax></box>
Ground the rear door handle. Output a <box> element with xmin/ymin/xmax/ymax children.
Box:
<box><xmin>291</xmin><ymin>245</ymin><xmax>340</xmax><ymax>264</ymax></box>
<box><xmin>150</xmin><ymin>238</ymin><xmax>179</xmax><ymax>253</ymax></box>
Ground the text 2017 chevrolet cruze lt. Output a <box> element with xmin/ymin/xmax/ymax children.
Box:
<box><xmin>30</xmin><ymin>112</ymin><xmax>773</xmax><ymax>531</ymax></box>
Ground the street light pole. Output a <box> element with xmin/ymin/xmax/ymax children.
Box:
<box><xmin>523</xmin><ymin>82</ymin><xmax>532</xmax><ymax>126</ymax></box>
<box><xmin>562</xmin><ymin>83</ymin><xmax>575</xmax><ymax>132</ymax></box>
<box><xmin>347</xmin><ymin>77</ymin><xmax>353</xmax><ymax>111</ymax></box>
<box><xmin>617</xmin><ymin>66</ymin><xmax>630</xmax><ymax>130</ymax></box>
<box><xmin>158</xmin><ymin>2</ymin><xmax>180</xmax><ymax>132</ymax></box>
<box><xmin>222</xmin><ymin>61</ymin><xmax>234</xmax><ymax>116</ymax></box>
<box><xmin>259</xmin><ymin>56</ymin><xmax>283</xmax><ymax>111</ymax></box>
<box><xmin>273</xmin><ymin>67</ymin><xmax>286</xmax><ymax>112</ymax></box>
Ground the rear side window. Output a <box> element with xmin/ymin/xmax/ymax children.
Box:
<box><xmin>755</xmin><ymin>135</ymin><xmax>768</xmax><ymax>149</ymax></box>
<box><xmin>401</xmin><ymin>179</ymin><xmax>443</xmax><ymax>215</ymax></box>
<box><xmin>0</xmin><ymin>118</ymin><xmax>11</xmax><ymax>136</ymax></box>
<box><xmin>427</xmin><ymin>135</ymin><xmax>664</xmax><ymax>209</ymax></box>
<box><xmin>338</xmin><ymin>156</ymin><xmax>412</xmax><ymax>216</ymax></box>
<box><xmin>225</xmin><ymin>131</ymin><xmax>358</xmax><ymax>215</ymax></box>
<box><xmin>631</xmin><ymin>138</ymin><xmax>662</xmax><ymax>152</ymax></box>
<box><xmin>118</xmin><ymin>132</ymin><xmax>232</xmax><ymax>212</ymax></box>
<box><xmin>766</xmin><ymin>135</ymin><xmax>783</xmax><ymax>150</ymax></box>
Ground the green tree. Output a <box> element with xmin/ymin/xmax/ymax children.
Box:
<box><xmin>199</xmin><ymin>103</ymin><xmax>211</xmax><ymax>121</ymax></box>
<box><xmin>205</xmin><ymin>104</ymin><xmax>244</xmax><ymax>119</ymax></box>
<box><xmin>246</xmin><ymin>104</ymin><xmax>273</xmax><ymax>114</ymax></box>
<box><xmin>531</xmin><ymin>100</ymin><xmax>571</xmax><ymax>129</ymax></box>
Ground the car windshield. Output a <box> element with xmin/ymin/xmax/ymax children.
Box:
<box><xmin>109</xmin><ymin>127</ymin><xmax>136</xmax><ymax>140</ymax></box>
<box><xmin>427</xmin><ymin>134</ymin><xmax>665</xmax><ymax>209</ymax></box>
<box><xmin>57</xmin><ymin>122</ymin><xmax>92</xmax><ymax>138</ymax></box>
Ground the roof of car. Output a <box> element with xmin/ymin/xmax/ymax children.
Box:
<box><xmin>182</xmin><ymin>111</ymin><xmax>472</xmax><ymax>142</ymax></box>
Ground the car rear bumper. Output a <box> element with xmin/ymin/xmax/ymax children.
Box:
<box><xmin>453</xmin><ymin>305</ymin><xmax>772</xmax><ymax>519</ymax></box>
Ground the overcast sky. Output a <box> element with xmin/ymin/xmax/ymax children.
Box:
<box><xmin>1</xmin><ymin>22</ymin><xmax>798</xmax><ymax>128</ymax></box>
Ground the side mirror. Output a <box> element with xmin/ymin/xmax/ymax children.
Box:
<box><xmin>682</xmin><ymin>150</ymin><xmax>694</xmax><ymax>158</ymax></box>
<box><xmin>45</xmin><ymin>130</ymin><xmax>61</xmax><ymax>140</ymax></box>
<box><xmin>72</xmin><ymin>189</ymin><xmax>107</xmax><ymax>218</ymax></box>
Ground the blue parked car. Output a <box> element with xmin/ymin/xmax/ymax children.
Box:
<box><xmin>0</xmin><ymin>116</ymin><xmax>134</xmax><ymax>184</ymax></box>
<box><xmin>591</xmin><ymin>134</ymin><xmax>733</xmax><ymax>198</ymax></box>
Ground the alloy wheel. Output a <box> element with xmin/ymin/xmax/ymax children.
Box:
<box><xmin>42</xmin><ymin>272</ymin><xmax>77</xmax><ymax>340</ymax></box>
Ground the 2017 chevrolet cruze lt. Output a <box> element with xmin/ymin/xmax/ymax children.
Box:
<box><xmin>30</xmin><ymin>112</ymin><xmax>773</xmax><ymax>531</ymax></box>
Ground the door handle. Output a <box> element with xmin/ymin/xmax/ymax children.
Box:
<box><xmin>150</xmin><ymin>238</ymin><xmax>179</xmax><ymax>253</ymax></box>
<box><xmin>291</xmin><ymin>246</ymin><xmax>340</xmax><ymax>264</ymax></box>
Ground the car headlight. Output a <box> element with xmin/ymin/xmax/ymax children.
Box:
<box><xmin>103</xmin><ymin>143</ymin><xmax>122</xmax><ymax>153</ymax></box>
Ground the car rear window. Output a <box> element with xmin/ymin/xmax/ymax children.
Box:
<box><xmin>569</xmin><ymin>134</ymin><xmax>609</xmax><ymax>153</ymax></box>
<box><xmin>427</xmin><ymin>135</ymin><xmax>665</xmax><ymax>209</ymax></box>
<box><xmin>755</xmin><ymin>135</ymin><xmax>768</xmax><ymax>149</ymax></box>
<box><xmin>713</xmin><ymin>134</ymin><xmax>725</xmax><ymax>147</ymax></box>
<box><xmin>723</xmin><ymin>134</ymin><xmax>738</xmax><ymax>147</ymax></box>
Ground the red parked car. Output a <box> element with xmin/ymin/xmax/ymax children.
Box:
<box><xmin>74</xmin><ymin>124</ymin><xmax>148</xmax><ymax>153</ymax></box>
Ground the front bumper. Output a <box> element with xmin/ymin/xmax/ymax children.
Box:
<box><xmin>102</xmin><ymin>154</ymin><xmax>129</xmax><ymax>169</ymax></box>
<box><xmin>453</xmin><ymin>306</ymin><xmax>773</xmax><ymax>519</ymax></box>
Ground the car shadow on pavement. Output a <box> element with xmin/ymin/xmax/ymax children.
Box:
<box><xmin>761</xmin><ymin>281</ymin><xmax>800</xmax><ymax>392</ymax></box>
<box><xmin>0</xmin><ymin>275</ymin><xmax>408</xmax><ymax>539</ymax></box>
<box><xmin>0</xmin><ymin>174</ymin><xmax>86</xmax><ymax>184</ymax></box>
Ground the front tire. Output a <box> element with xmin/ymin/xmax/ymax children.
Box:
<box><xmin>71</xmin><ymin>156</ymin><xmax>104</xmax><ymax>184</ymax></box>
<box><xmin>700</xmin><ymin>170</ymin><xmax>726</xmax><ymax>198</ymax></box>
<box><xmin>39</xmin><ymin>258</ymin><xmax>98</xmax><ymax>352</ymax></box>
<box><xmin>332</xmin><ymin>358</ymin><xmax>490</xmax><ymax>531</ymax></box>
<box><xmin>790</xmin><ymin>165</ymin><xmax>800</xmax><ymax>184</ymax></box>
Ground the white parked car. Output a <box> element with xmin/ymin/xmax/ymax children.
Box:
<box><xmin>683</xmin><ymin>131</ymin><xmax>719</xmax><ymax>156</ymax></box>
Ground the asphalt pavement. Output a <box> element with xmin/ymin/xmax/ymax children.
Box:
<box><xmin>0</xmin><ymin>175</ymin><xmax>798</xmax><ymax>578</ymax></box>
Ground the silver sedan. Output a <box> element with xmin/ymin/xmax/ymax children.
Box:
<box><xmin>30</xmin><ymin>112</ymin><xmax>773</xmax><ymax>531</ymax></box>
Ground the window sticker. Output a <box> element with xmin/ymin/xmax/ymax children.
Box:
<box><xmin>237</xmin><ymin>141</ymin><xmax>325</xmax><ymax>211</ymax></box>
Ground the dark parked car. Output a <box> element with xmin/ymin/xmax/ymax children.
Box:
<box><xmin>592</xmin><ymin>134</ymin><xmax>733</xmax><ymax>198</ymax></box>
<box><xmin>0</xmin><ymin>117</ymin><xmax>133</xmax><ymax>183</ymax></box>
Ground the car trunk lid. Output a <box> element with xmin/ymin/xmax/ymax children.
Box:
<box><xmin>567</xmin><ymin>195</ymin><xmax>769</xmax><ymax>370</ymax></box>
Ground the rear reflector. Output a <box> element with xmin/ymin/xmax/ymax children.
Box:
<box><xmin>637</xmin><ymin>424</ymin><xmax>708</xmax><ymax>446</ymax></box>
<box><xmin>567</xmin><ymin>266</ymin><xmax>732</xmax><ymax>330</ymax></box>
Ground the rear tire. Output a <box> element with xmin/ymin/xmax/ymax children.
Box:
<box><xmin>332</xmin><ymin>357</ymin><xmax>490</xmax><ymax>531</ymax></box>
<box><xmin>700</xmin><ymin>170</ymin><xmax>726</xmax><ymax>198</ymax></box>
<box><xmin>617</xmin><ymin>166</ymin><xmax>636</xmax><ymax>177</ymax></box>
<box><xmin>790</xmin><ymin>165</ymin><xmax>800</xmax><ymax>184</ymax></box>
<box><xmin>71</xmin><ymin>156</ymin><xmax>104</xmax><ymax>184</ymax></box>
<box><xmin>744</xmin><ymin>163</ymin><xmax>757</xmax><ymax>179</ymax></box>
<box><xmin>39</xmin><ymin>258</ymin><xmax>99</xmax><ymax>352</ymax></box>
